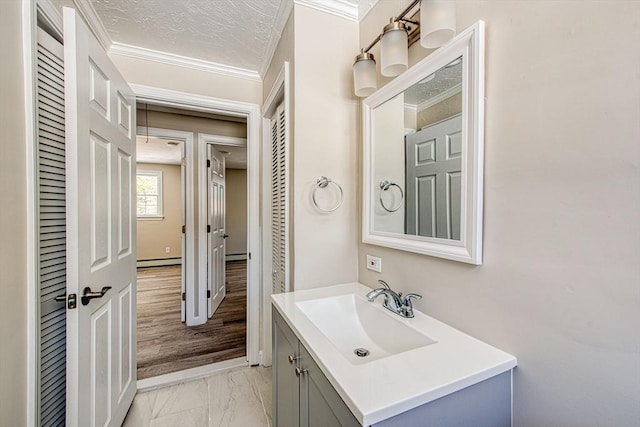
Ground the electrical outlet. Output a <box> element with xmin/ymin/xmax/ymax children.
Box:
<box><xmin>165</xmin><ymin>246</ymin><xmax>170</xmax><ymax>254</ymax></box>
<box><xmin>366</xmin><ymin>254</ymin><xmax>382</xmax><ymax>273</ymax></box>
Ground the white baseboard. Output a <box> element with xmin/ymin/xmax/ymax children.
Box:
<box><xmin>136</xmin><ymin>258</ymin><xmax>182</xmax><ymax>268</ymax></box>
<box><xmin>226</xmin><ymin>254</ymin><xmax>247</xmax><ymax>261</ymax></box>
<box><xmin>136</xmin><ymin>356</ymin><xmax>248</xmax><ymax>392</ymax></box>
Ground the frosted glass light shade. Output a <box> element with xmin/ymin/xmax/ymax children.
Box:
<box><xmin>353</xmin><ymin>55</ymin><xmax>377</xmax><ymax>97</ymax></box>
<box><xmin>420</xmin><ymin>0</ymin><xmax>456</xmax><ymax>49</ymax></box>
<box><xmin>380</xmin><ymin>28</ymin><xmax>408</xmax><ymax>77</ymax></box>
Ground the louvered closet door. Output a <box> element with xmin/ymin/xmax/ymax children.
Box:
<box><xmin>271</xmin><ymin>103</ymin><xmax>288</xmax><ymax>294</ymax></box>
<box><xmin>37</xmin><ymin>27</ymin><xmax>67</xmax><ymax>427</ymax></box>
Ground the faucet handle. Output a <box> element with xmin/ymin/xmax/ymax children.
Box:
<box><xmin>401</xmin><ymin>293</ymin><xmax>422</xmax><ymax>318</ymax></box>
<box><xmin>403</xmin><ymin>293</ymin><xmax>422</xmax><ymax>304</ymax></box>
<box><xmin>377</xmin><ymin>279</ymin><xmax>391</xmax><ymax>290</ymax></box>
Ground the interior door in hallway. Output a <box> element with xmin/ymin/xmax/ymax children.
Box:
<box><xmin>405</xmin><ymin>114</ymin><xmax>462</xmax><ymax>240</ymax></box>
<box><xmin>64</xmin><ymin>7</ymin><xmax>137</xmax><ymax>427</ymax></box>
<box><xmin>207</xmin><ymin>144</ymin><xmax>227</xmax><ymax>318</ymax></box>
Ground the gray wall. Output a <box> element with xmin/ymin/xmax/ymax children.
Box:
<box><xmin>358</xmin><ymin>2</ymin><xmax>640</xmax><ymax>425</ymax></box>
<box><xmin>0</xmin><ymin>1</ymin><xmax>28</xmax><ymax>425</ymax></box>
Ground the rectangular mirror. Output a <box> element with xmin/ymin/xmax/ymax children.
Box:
<box><xmin>363</xmin><ymin>21</ymin><xmax>485</xmax><ymax>264</ymax></box>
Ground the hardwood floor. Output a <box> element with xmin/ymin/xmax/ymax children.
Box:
<box><xmin>136</xmin><ymin>261</ymin><xmax>247</xmax><ymax>380</ymax></box>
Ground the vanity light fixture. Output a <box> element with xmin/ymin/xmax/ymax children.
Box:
<box><xmin>353</xmin><ymin>0</ymin><xmax>456</xmax><ymax>97</ymax></box>
<box><xmin>380</xmin><ymin>19</ymin><xmax>409</xmax><ymax>77</ymax></box>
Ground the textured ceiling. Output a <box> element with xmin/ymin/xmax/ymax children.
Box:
<box><xmin>404</xmin><ymin>56</ymin><xmax>463</xmax><ymax>106</ymax></box>
<box><xmin>92</xmin><ymin>0</ymin><xmax>283</xmax><ymax>71</ymax></box>
<box><xmin>90</xmin><ymin>0</ymin><xmax>361</xmax><ymax>74</ymax></box>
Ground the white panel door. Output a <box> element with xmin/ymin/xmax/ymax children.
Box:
<box><xmin>207</xmin><ymin>145</ymin><xmax>226</xmax><ymax>317</ymax></box>
<box><xmin>64</xmin><ymin>8</ymin><xmax>136</xmax><ymax>427</ymax></box>
<box><xmin>405</xmin><ymin>114</ymin><xmax>462</xmax><ymax>239</ymax></box>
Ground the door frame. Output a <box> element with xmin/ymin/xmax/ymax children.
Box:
<box><xmin>132</xmin><ymin>84</ymin><xmax>261</xmax><ymax>366</ymax></box>
<box><xmin>23</xmin><ymin>0</ymin><xmax>64</xmax><ymax>425</ymax></box>
<box><xmin>260</xmin><ymin>61</ymin><xmax>291</xmax><ymax>366</ymax></box>
<box><xmin>135</xmin><ymin>126</ymin><xmax>194</xmax><ymax>324</ymax></box>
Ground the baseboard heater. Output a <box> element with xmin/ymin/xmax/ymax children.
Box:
<box><xmin>137</xmin><ymin>257</ymin><xmax>182</xmax><ymax>268</ymax></box>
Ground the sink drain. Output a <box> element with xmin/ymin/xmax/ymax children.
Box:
<box><xmin>354</xmin><ymin>348</ymin><xmax>370</xmax><ymax>357</ymax></box>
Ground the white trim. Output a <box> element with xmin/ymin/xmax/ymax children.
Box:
<box><xmin>132</xmin><ymin>85</ymin><xmax>261</xmax><ymax>366</ymax></box>
<box><xmin>110</xmin><ymin>42</ymin><xmax>261</xmax><ymax>82</ymax></box>
<box><xmin>199</xmin><ymin>134</ymin><xmax>247</xmax><ymax>147</ymax></box>
<box><xmin>135</xmin><ymin>126</ymin><xmax>197</xmax><ymax>325</ymax></box>
<box><xmin>362</xmin><ymin>21</ymin><xmax>485</xmax><ymax>265</ymax></box>
<box><xmin>136</xmin><ymin>258</ymin><xmax>182</xmax><ymax>268</ymax></box>
<box><xmin>136</xmin><ymin>357</ymin><xmax>248</xmax><ymax>392</ymax></box>
<box><xmin>357</xmin><ymin>0</ymin><xmax>380</xmax><ymax>21</ymax></box>
<box><xmin>260</xmin><ymin>61</ymin><xmax>291</xmax><ymax>367</ymax></box>
<box><xmin>25</xmin><ymin>2</ymin><xmax>66</xmax><ymax>425</ymax></box>
<box><xmin>226</xmin><ymin>254</ymin><xmax>248</xmax><ymax>261</ymax></box>
<box><xmin>132</xmin><ymin>84</ymin><xmax>257</xmax><ymax>118</ymax></box>
<box><xmin>136</xmin><ymin>169</ymin><xmax>164</xmax><ymax>218</ymax></box>
<box><xmin>71</xmin><ymin>0</ymin><xmax>112</xmax><ymax>50</ymax></box>
<box><xmin>23</xmin><ymin>2</ymin><xmax>39</xmax><ymax>426</ymax></box>
<box><xmin>258</xmin><ymin>0</ymin><xmax>294</xmax><ymax>79</ymax></box>
<box><xmin>294</xmin><ymin>0</ymin><xmax>359</xmax><ymax>22</ymax></box>
<box><xmin>36</xmin><ymin>0</ymin><xmax>63</xmax><ymax>37</ymax></box>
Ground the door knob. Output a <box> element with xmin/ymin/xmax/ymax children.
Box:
<box><xmin>223</xmin><ymin>234</ymin><xmax>229</xmax><ymax>239</ymax></box>
<box><xmin>295</xmin><ymin>367</ymin><xmax>307</xmax><ymax>377</ymax></box>
<box><xmin>81</xmin><ymin>286</ymin><xmax>112</xmax><ymax>306</ymax></box>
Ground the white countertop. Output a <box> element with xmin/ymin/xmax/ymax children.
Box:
<box><xmin>272</xmin><ymin>282</ymin><xmax>517</xmax><ymax>426</ymax></box>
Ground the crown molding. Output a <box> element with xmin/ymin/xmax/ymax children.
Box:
<box><xmin>357</xmin><ymin>0</ymin><xmax>379</xmax><ymax>21</ymax></box>
<box><xmin>258</xmin><ymin>0</ymin><xmax>294</xmax><ymax>79</ymax></box>
<box><xmin>294</xmin><ymin>0</ymin><xmax>359</xmax><ymax>22</ymax></box>
<box><xmin>72</xmin><ymin>0</ymin><xmax>112</xmax><ymax>50</ymax></box>
<box><xmin>110</xmin><ymin>42</ymin><xmax>261</xmax><ymax>82</ymax></box>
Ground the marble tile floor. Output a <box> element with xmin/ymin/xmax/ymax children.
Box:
<box><xmin>123</xmin><ymin>365</ymin><xmax>272</xmax><ymax>427</ymax></box>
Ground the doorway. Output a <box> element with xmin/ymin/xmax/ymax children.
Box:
<box><xmin>134</xmin><ymin>102</ymin><xmax>256</xmax><ymax>381</ymax></box>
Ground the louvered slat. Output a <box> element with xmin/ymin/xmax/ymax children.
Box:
<box><xmin>271</xmin><ymin>103</ymin><xmax>288</xmax><ymax>294</ymax></box>
<box><xmin>37</xmin><ymin>27</ymin><xmax>66</xmax><ymax>427</ymax></box>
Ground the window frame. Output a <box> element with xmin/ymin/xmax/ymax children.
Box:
<box><xmin>136</xmin><ymin>169</ymin><xmax>164</xmax><ymax>219</ymax></box>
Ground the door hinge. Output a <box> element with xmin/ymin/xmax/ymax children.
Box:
<box><xmin>181</xmin><ymin>292</ymin><xmax>186</xmax><ymax>301</ymax></box>
<box><xmin>207</xmin><ymin>290</ymin><xmax>211</xmax><ymax>298</ymax></box>
<box><xmin>207</xmin><ymin>225</ymin><xmax>211</xmax><ymax>233</ymax></box>
<box><xmin>181</xmin><ymin>225</ymin><xmax>186</xmax><ymax>234</ymax></box>
<box><xmin>207</xmin><ymin>159</ymin><xmax>211</xmax><ymax>168</ymax></box>
<box><xmin>67</xmin><ymin>294</ymin><xmax>77</xmax><ymax>310</ymax></box>
<box><xmin>248</xmin><ymin>252</ymin><xmax>251</xmax><ymax>260</ymax></box>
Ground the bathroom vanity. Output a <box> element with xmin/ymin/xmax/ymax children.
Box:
<box><xmin>272</xmin><ymin>283</ymin><xmax>517</xmax><ymax>427</ymax></box>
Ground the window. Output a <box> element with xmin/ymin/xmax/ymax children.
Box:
<box><xmin>137</xmin><ymin>170</ymin><xmax>163</xmax><ymax>218</ymax></box>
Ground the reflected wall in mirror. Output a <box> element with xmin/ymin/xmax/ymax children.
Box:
<box><xmin>363</xmin><ymin>21</ymin><xmax>484</xmax><ymax>264</ymax></box>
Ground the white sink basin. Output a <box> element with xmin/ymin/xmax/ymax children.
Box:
<box><xmin>296</xmin><ymin>294</ymin><xmax>436</xmax><ymax>365</ymax></box>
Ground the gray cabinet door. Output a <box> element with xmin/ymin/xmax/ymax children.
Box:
<box><xmin>273</xmin><ymin>310</ymin><xmax>300</xmax><ymax>427</ymax></box>
<box><xmin>299</xmin><ymin>344</ymin><xmax>360</xmax><ymax>427</ymax></box>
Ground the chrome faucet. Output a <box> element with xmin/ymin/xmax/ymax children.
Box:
<box><xmin>366</xmin><ymin>280</ymin><xmax>422</xmax><ymax>318</ymax></box>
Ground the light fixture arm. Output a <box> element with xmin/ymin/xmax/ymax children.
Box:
<box><xmin>360</xmin><ymin>0</ymin><xmax>421</xmax><ymax>54</ymax></box>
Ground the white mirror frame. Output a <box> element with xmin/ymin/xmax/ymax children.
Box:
<box><xmin>363</xmin><ymin>21</ymin><xmax>485</xmax><ymax>265</ymax></box>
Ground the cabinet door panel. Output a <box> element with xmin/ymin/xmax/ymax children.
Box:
<box><xmin>299</xmin><ymin>345</ymin><xmax>360</xmax><ymax>427</ymax></box>
<box><xmin>273</xmin><ymin>310</ymin><xmax>300</xmax><ymax>427</ymax></box>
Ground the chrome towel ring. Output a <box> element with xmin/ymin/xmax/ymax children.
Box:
<box><xmin>379</xmin><ymin>180</ymin><xmax>404</xmax><ymax>212</ymax></box>
<box><xmin>312</xmin><ymin>176</ymin><xmax>343</xmax><ymax>212</ymax></box>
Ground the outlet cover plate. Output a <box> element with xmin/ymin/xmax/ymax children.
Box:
<box><xmin>366</xmin><ymin>255</ymin><xmax>382</xmax><ymax>273</ymax></box>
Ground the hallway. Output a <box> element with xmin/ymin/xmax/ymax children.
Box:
<box><xmin>137</xmin><ymin>261</ymin><xmax>247</xmax><ymax>379</ymax></box>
